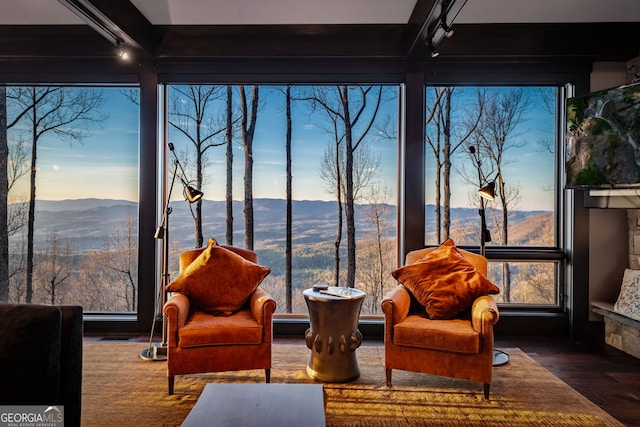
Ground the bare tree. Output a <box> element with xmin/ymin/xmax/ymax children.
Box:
<box><xmin>304</xmin><ymin>85</ymin><xmax>384</xmax><ymax>287</ymax></box>
<box><xmin>169</xmin><ymin>85</ymin><xmax>228</xmax><ymax>248</ymax></box>
<box><xmin>319</xmin><ymin>113</ymin><xmax>344</xmax><ymax>287</ymax></box>
<box><xmin>37</xmin><ymin>231</ymin><xmax>73</xmax><ymax>305</ymax></box>
<box><xmin>238</xmin><ymin>85</ymin><xmax>260</xmax><ymax>250</ymax></box>
<box><xmin>357</xmin><ymin>184</ymin><xmax>395</xmax><ymax>313</ymax></box>
<box><xmin>284</xmin><ymin>85</ymin><xmax>293</xmax><ymax>312</ymax></box>
<box><xmin>426</xmin><ymin>87</ymin><xmax>484</xmax><ymax>241</ymax></box>
<box><xmin>0</xmin><ymin>87</ymin><xmax>7</xmax><ymax>302</ymax></box>
<box><xmin>1</xmin><ymin>90</ymin><xmax>33</xmax><ymax>302</ymax></box>
<box><xmin>9</xmin><ymin>86</ymin><xmax>105</xmax><ymax>303</ymax></box>
<box><xmin>475</xmin><ymin>88</ymin><xmax>530</xmax><ymax>302</ymax></box>
<box><xmin>225</xmin><ymin>85</ymin><xmax>234</xmax><ymax>245</ymax></box>
<box><xmin>319</xmin><ymin>139</ymin><xmax>380</xmax><ymax>286</ymax></box>
<box><xmin>74</xmin><ymin>210</ymin><xmax>139</xmax><ymax>312</ymax></box>
<box><xmin>103</xmin><ymin>209</ymin><xmax>138</xmax><ymax>311</ymax></box>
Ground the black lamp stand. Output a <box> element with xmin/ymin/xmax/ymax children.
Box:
<box><xmin>140</xmin><ymin>143</ymin><xmax>203</xmax><ymax>361</ymax></box>
<box><xmin>140</xmin><ymin>160</ymin><xmax>179</xmax><ymax>361</ymax></box>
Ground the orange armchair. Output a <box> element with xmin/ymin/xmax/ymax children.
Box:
<box><xmin>163</xmin><ymin>244</ymin><xmax>276</xmax><ymax>395</ymax></box>
<box><xmin>382</xmin><ymin>244</ymin><xmax>499</xmax><ymax>399</ymax></box>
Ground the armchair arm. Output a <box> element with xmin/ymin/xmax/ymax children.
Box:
<box><xmin>471</xmin><ymin>295</ymin><xmax>499</xmax><ymax>335</ymax></box>
<box><xmin>249</xmin><ymin>287</ymin><xmax>277</xmax><ymax>327</ymax></box>
<box><xmin>163</xmin><ymin>292</ymin><xmax>190</xmax><ymax>348</ymax></box>
<box><xmin>381</xmin><ymin>285</ymin><xmax>411</xmax><ymax>326</ymax></box>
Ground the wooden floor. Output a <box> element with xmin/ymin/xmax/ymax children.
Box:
<box><xmin>495</xmin><ymin>336</ymin><xmax>640</xmax><ymax>427</ymax></box>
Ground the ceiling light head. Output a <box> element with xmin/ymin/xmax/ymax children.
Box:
<box><xmin>442</xmin><ymin>22</ymin><xmax>454</xmax><ymax>38</ymax></box>
<box><xmin>427</xmin><ymin>42</ymin><xmax>440</xmax><ymax>58</ymax></box>
<box><xmin>116</xmin><ymin>43</ymin><xmax>130</xmax><ymax>61</ymax></box>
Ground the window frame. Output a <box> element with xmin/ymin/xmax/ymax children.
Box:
<box><xmin>421</xmin><ymin>83</ymin><xmax>567</xmax><ymax>308</ymax></box>
<box><xmin>0</xmin><ymin>58</ymin><xmax>592</xmax><ymax>338</ymax></box>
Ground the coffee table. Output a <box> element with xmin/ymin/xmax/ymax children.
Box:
<box><xmin>181</xmin><ymin>383</ymin><xmax>326</xmax><ymax>427</ymax></box>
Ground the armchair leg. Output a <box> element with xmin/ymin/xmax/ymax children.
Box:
<box><xmin>385</xmin><ymin>369</ymin><xmax>392</xmax><ymax>387</ymax></box>
<box><xmin>265</xmin><ymin>368</ymin><xmax>271</xmax><ymax>383</ymax></box>
<box><xmin>168</xmin><ymin>376</ymin><xmax>175</xmax><ymax>395</ymax></box>
<box><xmin>483</xmin><ymin>383</ymin><xmax>490</xmax><ymax>400</ymax></box>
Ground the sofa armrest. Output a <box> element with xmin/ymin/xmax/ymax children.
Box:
<box><xmin>471</xmin><ymin>295</ymin><xmax>499</xmax><ymax>335</ymax></box>
<box><xmin>250</xmin><ymin>287</ymin><xmax>277</xmax><ymax>327</ymax></box>
<box><xmin>163</xmin><ymin>292</ymin><xmax>190</xmax><ymax>347</ymax></box>
<box><xmin>381</xmin><ymin>285</ymin><xmax>411</xmax><ymax>328</ymax></box>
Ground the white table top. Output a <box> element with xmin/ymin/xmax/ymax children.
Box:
<box><xmin>303</xmin><ymin>286</ymin><xmax>366</xmax><ymax>301</ymax></box>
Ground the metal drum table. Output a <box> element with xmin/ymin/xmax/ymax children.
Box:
<box><xmin>303</xmin><ymin>286</ymin><xmax>366</xmax><ymax>382</ymax></box>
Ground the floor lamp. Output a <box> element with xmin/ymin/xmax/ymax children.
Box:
<box><xmin>477</xmin><ymin>180</ymin><xmax>510</xmax><ymax>366</ymax></box>
<box><xmin>141</xmin><ymin>144</ymin><xmax>203</xmax><ymax>361</ymax></box>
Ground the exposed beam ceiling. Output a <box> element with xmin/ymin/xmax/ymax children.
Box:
<box><xmin>0</xmin><ymin>0</ymin><xmax>638</xmax><ymax>63</ymax></box>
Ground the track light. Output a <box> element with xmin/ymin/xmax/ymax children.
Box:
<box><xmin>442</xmin><ymin>22</ymin><xmax>454</xmax><ymax>38</ymax></box>
<box><xmin>428</xmin><ymin>43</ymin><xmax>440</xmax><ymax>58</ymax></box>
<box><xmin>116</xmin><ymin>43</ymin><xmax>130</xmax><ymax>60</ymax></box>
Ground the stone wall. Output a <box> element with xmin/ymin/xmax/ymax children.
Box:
<box><xmin>627</xmin><ymin>56</ymin><xmax>640</xmax><ymax>270</ymax></box>
<box><xmin>601</xmin><ymin>57</ymin><xmax>640</xmax><ymax>359</ymax></box>
<box><xmin>628</xmin><ymin>210</ymin><xmax>640</xmax><ymax>270</ymax></box>
<box><xmin>627</xmin><ymin>55</ymin><xmax>640</xmax><ymax>84</ymax></box>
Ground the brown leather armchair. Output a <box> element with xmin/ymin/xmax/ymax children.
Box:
<box><xmin>381</xmin><ymin>246</ymin><xmax>499</xmax><ymax>399</ymax></box>
<box><xmin>163</xmin><ymin>245</ymin><xmax>276</xmax><ymax>395</ymax></box>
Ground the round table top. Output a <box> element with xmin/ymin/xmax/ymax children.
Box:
<box><xmin>303</xmin><ymin>286</ymin><xmax>365</xmax><ymax>301</ymax></box>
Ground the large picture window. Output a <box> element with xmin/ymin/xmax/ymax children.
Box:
<box><xmin>425</xmin><ymin>86</ymin><xmax>560</xmax><ymax>305</ymax></box>
<box><xmin>165</xmin><ymin>84</ymin><xmax>399</xmax><ymax>315</ymax></box>
<box><xmin>5</xmin><ymin>86</ymin><xmax>140</xmax><ymax>312</ymax></box>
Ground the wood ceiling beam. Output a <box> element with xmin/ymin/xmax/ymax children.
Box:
<box><xmin>440</xmin><ymin>22</ymin><xmax>640</xmax><ymax>62</ymax></box>
<box><xmin>0</xmin><ymin>22</ymin><xmax>637</xmax><ymax>64</ymax></box>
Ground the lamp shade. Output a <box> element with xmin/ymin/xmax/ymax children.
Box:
<box><xmin>185</xmin><ymin>185</ymin><xmax>204</xmax><ymax>203</ymax></box>
<box><xmin>478</xmin><ymin>182</ymin><xmax>495</xmax><ymax>200</ymax></box>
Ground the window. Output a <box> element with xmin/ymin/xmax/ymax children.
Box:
<box><xmin>165</xmin><ymin>84</ymin><xmax>399</xmax><ymax>315</ymax></box>
<box><xmin>425</xmin><ymin>86</ymin><xmax>561</xmax><ymax>305</ymax></box>
<box><xmin>5</xmin><ymin>86</ymin><xmax>140</xmax><ymax>312</ymax></box>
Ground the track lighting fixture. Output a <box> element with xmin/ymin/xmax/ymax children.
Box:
<box><xmin>442</xmin><ymin>21</ymin><xmax>454</xmax><ymax>38</ymax></box>
<box><xmin>116</xmin><ymin>43</ymin><xmax>130</xmax><ymax>60</ymax></box>
<box><xmin>428</xmin><ymin>43</ymin><xmax>440</xmax><ymax>58</ymax></box>
<box><xmin>421</xmin><ymin>0</ymin><xmax>467</xmax><ymax>59</ymax></box>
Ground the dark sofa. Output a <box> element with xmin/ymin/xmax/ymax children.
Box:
<box><xmin>0</xmin><ymin>304</ymin><xmax>83</xmax><ymax>427</ymax></box>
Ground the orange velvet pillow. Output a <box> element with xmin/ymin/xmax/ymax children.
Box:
<box><xmin>391</xmin><ymin>239</ymin><xmax>499</xmax><ymax>319</ymax></box>
<box><xmin>166</xmin><ymin>240</ymin><xmax>270</xmax><ymax>315</ymax></box>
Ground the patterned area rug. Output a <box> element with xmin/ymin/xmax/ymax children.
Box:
<box><xmin>81</xmin><ymin>341</ymin><xmax>624</xmax><ymax>426</ymax></box>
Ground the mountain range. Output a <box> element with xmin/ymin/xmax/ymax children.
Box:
<box><xmin>16</xmin><ymin>198</ymin><xmax>550</xmax><ymax>252</ymax></box>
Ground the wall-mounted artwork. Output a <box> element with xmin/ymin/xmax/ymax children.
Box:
<box><xmin>565</xmin><ymin>82</ymin><xmax>640</xmax><ymax>188</ymax></box>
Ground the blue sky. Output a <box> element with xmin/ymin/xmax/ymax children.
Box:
<box><xmin>9</xmin><ymin>85</ymin><xmax>556</xmax><ymax>212</ymax></box>
<box><xmin>10</xmin><ymin>88</ymin><xmax>139</xmax><ymax>202</ymax></box>
<box><xmin>169</xmin><ymin>86</ymin><xmax>399</xmax><ymax>204</ymax></box>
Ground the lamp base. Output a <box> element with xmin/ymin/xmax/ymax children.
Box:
<box><xmin>140</xmin><ymin>343</ymin><xmax>167</xmax><ymax>361</ymax></box>
<box><xmin>493</xmin><ymin>348</ymin><xmax>509</xmax><ymax>366</ymax></box>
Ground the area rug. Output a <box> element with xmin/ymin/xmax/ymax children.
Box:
<box><xmin>81</xmin><ymin>341</ymin><xmax>624</xmax><ymax>426</ymax></box>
